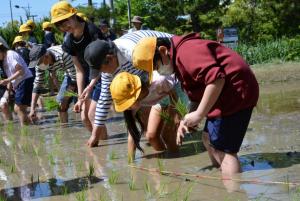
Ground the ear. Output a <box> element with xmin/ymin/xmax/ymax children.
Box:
<box><xmin>158</xmin><ymin>46</ymin><xmax>168</xmax><ymax>57</ymax></box>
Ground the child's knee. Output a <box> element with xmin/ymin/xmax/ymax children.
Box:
<box><xmin>145</xmin><ymin>131</ymin><xmax>159</xmax><ymax>143</ymax></box>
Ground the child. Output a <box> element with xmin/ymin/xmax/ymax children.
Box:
<box><xmin>0</xmin><ymin>36</ymin><xmax>33</xmax><ymax>126</ymax></box>
<box><xmin>131</xmin><ymin>35</ymin><xmax>259</xmax><ymax>176</ymax></box>
<box><xmin>12</xmin><ymin>36</ymin><xmax>30</xmax><ymax>65</ymax></box>
<box><xmin>110</xmin><ymin>71</ymin><xmax>186</xmax><ymax>158</ymax></box>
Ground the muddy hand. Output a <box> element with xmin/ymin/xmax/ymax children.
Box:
<box><xmin>176</xmin><ymin>120</ymin><xmax>190</xmax><ymax>145</ymax></box>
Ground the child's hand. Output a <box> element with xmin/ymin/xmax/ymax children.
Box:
<box><xmin>182</xmin><ymin>111</ymin><xmax>202</xmax><ymax>128</ymax></box>
<box><xmin>176</xmin><ymin>120</ymin><xmax>189</xmax><ymax>145</ymax></box>
<box><xmin>79</xmin><ymin>85</ymin><xmax>93</xmax><ymax>101</ymax></box>
<box><xmin>0</xmin><ymin>79</ymin><xmax>9</xmax><ymax>86</ymax></box>
<box><xmin>73</xmin><ymin>100</ymin><xmax>83</xmax><ymax>113</ymax></box>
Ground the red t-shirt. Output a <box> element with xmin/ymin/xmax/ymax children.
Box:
<box><xmin>170</xmin><ymin>33</ymin><xmax>259</xmax><ymax>118</ymax></box>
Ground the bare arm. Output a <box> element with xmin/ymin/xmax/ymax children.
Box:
<box><xmin>72</xmin><ymin>56</ymin><xmax>85</xmax><ymax>96</ymax></box>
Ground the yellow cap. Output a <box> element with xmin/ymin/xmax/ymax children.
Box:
<box><xmin>42</xmin><ymin>21</ymin><xmax>52</xmax><ymax>30</ymax></box>
<box><xmin>77</xmin><ymin>12</ymin><xmax>88</xmax><ymax>21</ymax></box>
<box><xmin>51</xmin><ymin>1</ymin><xmax>77</xmax><ymax>24</ymax></box>
<box><xmin>132</xmin><ymin>37</ymin><xmax>157</xmax><ymax>82</ymax></box>
<box><xmin>26</xmin><ymin>19</ymin><xmax>36</xmax><ymax>29</ymax></box>
<box><xmin>19</xmin><ymin>24</ymin><xmax>32</xmax><ymax>33</ymax></box>
<box><xmin>110</xmin><ymin>72</ymin><xmax>142</xmax><ymax>112</ymax></box>
<box><xmin>12</xmin><ymin>36</ymin><xmax>25</xmax><ymax>46</ymax></box>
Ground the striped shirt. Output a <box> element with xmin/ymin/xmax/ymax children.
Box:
<box><xmin>33</xmin><ymin>45</ymin><xmax>76</xmax><ymax>93</ymax></box>
<box><xmin>94</xmin><ymin>30</ymin><xmax>173</xmax><ymax>126</ymax></box>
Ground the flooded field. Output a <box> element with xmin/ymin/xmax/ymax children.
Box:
<box><xmin>1</xmin><ymin>73</ymin><xmax>300</xmax><ymax>200</ymax></box>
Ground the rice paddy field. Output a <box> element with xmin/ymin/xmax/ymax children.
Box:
<box><xmin>0</xmin><ymin>62</ymin><xmax>300</xmax><ymax>201</ymax></box>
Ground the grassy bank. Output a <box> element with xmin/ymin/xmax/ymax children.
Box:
<box><xmin>252</xmin><ymin>62</ymin><xmax>300</xmax><ymax>84</ymax></box>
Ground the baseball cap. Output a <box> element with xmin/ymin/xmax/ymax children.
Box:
<box><xmin>51</xmin><ymin>1</ymin><xmax>77</xmax><ymax>24</ymax></box>
<box><xmin>84</xmin><ymin>39</ymin><xmax>112</xmax><ymax>69</ymax></box>
<box><xmin>28</xmin><ymin>44</ymin><xmax>47</xmax><ymax>68</ymax></box>
<box><xmin>132</xmin><ymin>37</ymin><xmax>157</xmax><ymax>82</ymax></box>
<box><xmin>110</xmin><ymin>72</ymin><xmax>142</xmax><ymax>112</ymax></box>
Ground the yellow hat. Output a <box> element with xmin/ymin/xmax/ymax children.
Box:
<box><xmin>42</xmin><ymin>21</ymin><xmax>52</xmax><ymax>30</ymax></box>
<box><xmin>132</xmin><ymin>37</ymin><xmax>157</xmax><ymax>82</ymax></box>
<box><xmin>77</xmin><ymin>12</ymin><xmax>88</xmax><ymax>21</ymax></box>
<box><xmin>51</xmin><ymin>1</ymin><xmax>77</xmax><ymax>24</ymax></box>
<box><xmin>12</xmin><ymin>36</ymin><xmax>25</xmax><ymax>46</ymax></box>
<box><xmin>110</xmin><ymin>72</ymin><xmax>142</xmax><ymax>112</ymax></box>
<box><xmin>26</xmin><ymin>19</ymin><xmax>36</xmax><ymax>29</ymax></box>
<box><xmin>19</xmin><ymin>24</ymin><xmax>32</xmax><ymax>33</ymax></box>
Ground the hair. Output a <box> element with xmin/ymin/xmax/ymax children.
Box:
<box><xmin>123</xmin><ymin>78</ymin><xmax>150</xmax><ymax>152</ymax></box>
<box><xmin>98</xmin><ymin>41</ymin><xmax>117</xmax><ymax>66</ymax></box>
<box><xmin>0</xmin><ymin>45</ymin><xmax>8</xmax><ymax>53</ymax></box>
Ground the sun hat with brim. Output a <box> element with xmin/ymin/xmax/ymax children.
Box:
<box><xmin>19</xmin><ymin>24</ymin><xmax>32</xmax><ymax>33</ymax></box>
<box><xmin>42</xmin><ymin>22</ymin><xmax>52</xmax><ymax>30</ymax></box>
<box><xmin>51</xmin><ymin>1</ymin><xmax>77</xmax><ymax>24</ymax></box>
<box><xmin>26</xmin><ymin>19</ymin><xmax>36</xmax><ymax>29</ymax></box>
<box><xmin>110</xmin><ymin>72</ymin><xmax>142</xmax><ymax>112</ymax></box>
<box><xmin>28</xmin><ymin>44</ymin><xmax>47</xmax><ymax>68</ymax></box>
<box><xmin>12</xmin><ymin>36</ymin><xmax>25</xmax><ymax>46</ymax></box>
<box><xmin>77</xmin><ymin>12</ymin><xmax>88</xmax><ymax>21</ymax></box>
<box><xmin>132</xmin><ymin>37</ymin><xmax>156</xmax><ymax>82</ymax></box>
<box><xmin>0</xmin><ymin>36</ymin><xmax>9</xmax><ymax>49</ymax></box>
<box><xmin>131</xmin><ymin>16</ymin><xmax>143</xmax><ymax>24</ymax></box>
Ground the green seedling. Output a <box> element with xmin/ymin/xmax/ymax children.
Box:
<box><xmin>30</xmin><ymin>174</ymin><xmax>34</xmax><ymax>184</ymax></box>
<box><xmin>108</xmin><ymin>151</ymin><xmax>118</xmax><ymax>160</ymax></box>
<box><xmin>62</xmin><ymin>185</ymin><xmax>69</xmax><ymax>196</ymax></box>
<box><xmin>6</xmin><ymin>121</ymin><xmax>14</xmax><ymax>133</ymax></box>
<box><xmin>20</xmin><ymin>125</ymin><xmax>29</xmax><ymax>136</ymax></box>
<box><xmin>157</xmin><ymin>158</ymin><xmax>165</xmax><ymax>173</ymax></box>
<box><xmin>98</xmin><ymin>193</ymin><xmax>110</xmax><ymax>201</ymax></box>
<box><xmin>108</xmin><ymin>170</ymin><xmax>119</xmax><ymax>185</ymax></box>
<box><xmin>65</xmin><ymin>158</ymin><xmax>73</xmax><ymax>167</ymax></box>
<box><xmin>158</xmin><ymin>183</ymin><xmax>168</xmax><ymax>198</ymax></box>
<box><xmin>160</xmin><ymin>109</ymin><xmax>173</xmax><ymax>124</ymax></box>
<box><xmin>0</xmin><ymin>195</ymin><xmax>7</xmax><ymax>201</ymax></box>
<box><xmin>128</xmin><ymin>176</ymin><xmax>137</xmax><ymax>191</ymax></box>
<box><xmin>75</xmin><ymin>189</ymin><xmax>87</xmax><ymax>201</ymax></box>
<box><xmin>87</xmin><ymin>162</ymin><xmax>95</xmax><ymax>178</ymax></box>
<box><xmin>174</xmin><ymin>98</ymin><xmax>189</xmax><ymax>118</ymax></box>
<box><xmin>171</xmin><ymin>184</ymin><xmax>182</xmax><ymax>201</ymax></box>
<box><xmin>144</xmin><ymin>181</ymin><xmax>152</xmax><ymax>199</ymax></box>
<box><xmin>64</xmin><ymin>90</ymin><xmax>78</xmax><ymax>97</ymax></box>
<box><xmin>48</xmin><ymin>153</ymin><xmax>55</xmax><ymax>166</ymax></box>
<box><xmin>53</xmin><ymin>134</ymin><xmax>61</xmax><ymax>145</ymax></box>
<box><xmin>77</xmin><ymin>160</ymin><xmax>84</xmax><ymax>171</ymax></box>
<box><xmin>10</xmin><ymin>164</ymin><xmax>16</xmax><ymax>173</ymax></box>
<box><xmin>33</xmin><ymin>147</ymin><xmax>41</xmax><ymax>157</ymax></box>
<box><xmin>182</xmin><ymin>185</ymin><xmax>193</xmax><ymax>201</ymax></box>
<box><xmin>44</xmin><ymin>97</ymin><xmax>59</xmax><ymax>112</ymax></box>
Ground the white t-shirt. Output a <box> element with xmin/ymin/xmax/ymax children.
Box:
<box><xmin>141</xmin><ymin>71</ymin><xmax>177</xmax><ymax>106</ymax></box>
<box><xmin>3</xmin><ymin>50</ymin><xmax>32</xmax><ymax>89</ymax></box>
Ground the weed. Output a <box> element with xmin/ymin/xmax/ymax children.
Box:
<box><xmin>128</xmin><ymin>176</ymin><xmax>137</xmax><ymax>191</ymax></box>
<box><xmin>108</xmin><ymin>151</ymin><xmax>118</xmax><ymax>160</ymax></box>
<box><xmin>87</xmin><ymin>162</ymin><xmax>95</xmax><ymax>178</ymax></box>
<box><xmin>108</xmin><ymin>170</ymin><xmax>119</xmax><ymax>185</ymax></box>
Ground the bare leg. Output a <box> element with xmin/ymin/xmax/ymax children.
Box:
<box><xmin>1</xmin><ymin>102</ymin><xmax>13</xmax><ymax>122</ymax></box>
<box><xmin>87</xmin><ymin>126</ymin><xmax>108</xmax><ymax>147</ymax></box>
<box><xmin>145</xmin><ymin>107</ymin><xmax>166</xmax><ymax>151</ymax></box>
<box><xmin>14</xmin><ymin>104</ymin><xmax>30</xmax><ymax>126</ymax></box>
<box><xmin>128</xmin><ymin>134</ymin><xmax>136</xmax><ymax>162</ymax></box>
<box><xmin>161</xmin><ymin>106</ymin><xmax>179</xmax><ymax>152</ymax></box>
<box><xmin>81</xmin><ymin>99</ymin><xmax>92</xmax><ymax>132</ymax></box>
<box><xmin>202</xmin><ymin>131</ymin><xmax>220</xmax><ymax>167</ymax></box>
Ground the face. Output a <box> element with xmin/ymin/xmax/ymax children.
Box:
<box><xmin>100</xmin><ymin>25</ymin><xmax>108</xmax><ymax>33</ymax></box>
<box><xmin>132</xmin><ymin>22</ymin><xmax>142</xmax><ymax>30</ymax></box>
<box><xmin>153</xmin><ymin>46</ymin><xmax>174</xmax><ymax>75</ymax></box>
<box><xmin>99</xmin><ymin>55</ymin><xmax>118</xmax><ymax>74</ymax></box>
<box><xmin>37</xmin><ymin>54</ymin><xmax>53</xmax><ymax>70</ymax></box>
<box><xmin>55</xmin><ymin>16</ymin><xmax>77</xmax><ymax>33</ymax></box>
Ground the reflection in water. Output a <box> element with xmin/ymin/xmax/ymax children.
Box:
<box><xmin>0</xmin><ymin>176</ymin><xmax>102</xmax><ymax>201</ymax></box>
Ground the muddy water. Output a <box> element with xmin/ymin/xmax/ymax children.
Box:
<box><xmin>0</xmin><ymin>80</ymin><xmax>300</xmax><ymax>201</ymax></box>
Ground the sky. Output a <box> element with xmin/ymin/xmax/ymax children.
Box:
<box><xmin>0</xmin><ymin>0</ymin><xmax>94</xmax><ymax>27</ymax></box>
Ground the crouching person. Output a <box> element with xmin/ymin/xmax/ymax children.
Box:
<box><xmin>28</xmin><ymin>44</ymin><xmax>77</xmax><ymax>123</ymax></box>
<box><xmin>0</xmin><ymin>36</ymin><xmax>33</xmax><ymax>126</ymax></box>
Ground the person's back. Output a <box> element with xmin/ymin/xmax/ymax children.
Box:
<box><xmin>15</xmin><ymin>47</ymin><xmax>30</xmax><ymax>65</ymax></box>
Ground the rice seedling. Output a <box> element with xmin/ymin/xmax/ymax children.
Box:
<box><xmin>53</xmin><ymin>134</ymin><xmax>61</xmax><ymax>145</ymax></box>
<box><xmin>75</xmin><ymin>189</ymin><xmax>87</xmax><ymax>201</ymax></box>
<box><xmin>158</xmin><ymin>183</ymin><xmax>168</xmax><ymax>198</ymax></box>
<box><xmin>87</xmin><ymin>162</ymin><xmax>95</xmax><ymax>178</ymax></box>
<box><xmin>144</xmin><ymin>181</ymin><xmax>152</xmax><ymax>199</ymax></box>
<box><xmin>30</xmin><ymin>174</ymin><xmax>34</xmax><ymax>184</ymax></box>
<box><xmin>108</xmin><ymin>170</ymin><xmax>119</xmax><ymax>185</ymax></box>
<box><xmin>98</xmin><ymin>193</ymin><xmax>110</xmax><ymax>201</ymax></box>
<box><xmin>160</xmin><ymin>109</ymin><xmax>173</xmax><ymax>125</ymax></box>
<box><xmin>0</xmin><ymin>195</ymin><xmax>7</xmax><ymax>201</ymax></box>
<box><xmin>33</xmin><ymin>147</ymin><xmax>41</xmax><ymax>157</ymax></box>
<box><xmin>44</xmin><ymin>97</ymin><xmax>59</xmax><ymax>112</ymax></box>
<box><xmin>6</xmin><ymin>121</ymin><xmax>14</xmax><ymax>133</ymax></box>
<box><xmin>10</xmin><ymin>163</ymin><xmax>16</xmax><ymax>173</ymax></box>
<box><xmin>171</xmin><ymin>184</ymin><xmax>182</xmax><ymax>201</ymax></box>
<box><xmin>20</xmin><ymin>125</ymin><xmax>29</xmax><ymax>136</ymax></box>
<box><xmin>64</xmin><ymin>158</ymin><xmax>73</xmax><ymax>167</ymax></box>
<box><xmin>64</xmin><ymin>90</ymin><xmax>78</xmax><ymax>97</ymax></box>
<box><xmin>62</xmin><ymin>184</ymin><xmax>69</xmax><ymax>196</ymax></box>
<box><xmin>128</xmin><ymin>176</ymin><xmax>137</xmax><ymax>191</ymax></box>
<box><xmin>48</xmin><ymin>153</ymin><xmax>55</xmax><ymax>166</ymax></box>
<box><xmin>182</xmin><ymin>185</ymin><xmax>193</xmax><ymax>201</ymax></box>
<box><xmin>174</xmin><ymin>98</ymin><xmax>189</xmax><ymax>118</ymax></box>
<box><xmin>157</xmin><ymin>158</ymin><xmax>164</xmax><ymax>173</ymax></box>
<box><xmin>108</xmin><ymin>151</ymin><xmax>118</xmax><ymax>160</ymax></box>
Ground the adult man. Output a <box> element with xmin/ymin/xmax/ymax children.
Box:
<box><xmin>128</xmin><ymin>16</ymin><xmax>149</xmax><ymax>33</ymax></box>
